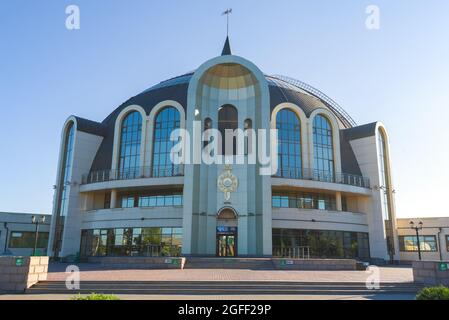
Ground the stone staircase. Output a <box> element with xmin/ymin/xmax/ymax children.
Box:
<box><xmin>27</xmin><ymin>280</ymin><xmax>422</xmax><ymax>296</ymax></box>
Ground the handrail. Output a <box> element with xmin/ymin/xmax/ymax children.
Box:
<box><xmin>268</xmin><ymin>75</ymin><xmax>357</xmax><ymax>128</ymax></box>
<box><xmin>81</xmin><ymin>166</ymin><xmax>184</xmax><ymax>184</ymax></box>
<box><xmin>82</xmin><ymin>166</ymin><xmax>369</xmax><ymax>188</ymax></box>
<box><xmin>273</xmin><ymin>168</ymin><xmax>370</xmax><ymax>188</ymax></box>
<box><xmin>272</xmin><ymin>246</ymin><xmax>311</xmax><ymax>259</ymax></box>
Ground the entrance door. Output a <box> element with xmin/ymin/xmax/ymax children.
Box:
<box><xmin>216</xmin><ymin>227</ymin><xmax>237</xmax><ymax>257</ymax></box>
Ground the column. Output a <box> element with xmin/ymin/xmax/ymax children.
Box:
<box><xmin>336</xmin><ymin>191</ymin><xmax>342</xmax><ymax>211</ymax></box>
<box><xmin>238</xmin><ymin>216</ymin><xmax>248</xmax><ymax>256</ymax></box>
<box><xmin>110</xmin><ymin>189</ymin><xmax>118</xmax><ymax>209</ymax></box>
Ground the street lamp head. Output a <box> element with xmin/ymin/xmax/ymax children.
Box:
<box><xmin>31</xmin><ymin>216</ymin><xmax>36</xmax><ymax>224</ymax></box>
<box><xmin>409</xmin><ymin>221</ymin><xmax>414</xmax><ymax>226</ymax></box>
<box><xmin>41</xmin><ymin>216</ymin><xmax>46</xmax><ymax>223</ymax></box>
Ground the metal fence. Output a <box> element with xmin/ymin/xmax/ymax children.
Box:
<box><xmin>274</xmin><ymin>168</ymin><xmax>370</xmax><ymax>188</ymax></box>
<box><xmin>142</xmin><ymin>245</ymin><xmax>182</xmax><ymax>257</ymax></box>
<box><xmin>272</xmin><ymin>246</ymin><xmax>311</xmax><ymax>259</ymax></box>
<box><xmin>82</xmin><ymin>166</ymin><xmax>184</xmax><ymax>184</ymax></box>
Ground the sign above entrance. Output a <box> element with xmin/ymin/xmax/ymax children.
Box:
<box><xmin>217</xmin><ymin>165</ymin><xmax>238</xmax><ymax>201</ymax></box>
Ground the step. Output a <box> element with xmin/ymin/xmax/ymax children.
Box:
<box><xmin>27</xmin><ymin>281</ymin><xmax>423</xmax><ymax>295</ymax></box>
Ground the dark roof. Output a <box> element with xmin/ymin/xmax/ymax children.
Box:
<box><xmin>76</xmin><ymin>71</ymin><xmax>365</xmax><ymax>175</ymax></box>
<box><xmin>221</xmin><ymin>36</ymin><xmax>232</xmax><ymax>55</ymax></box>
<box><xmin>74</xmin><ymin>117</ymin><xmax>107</xmax><ymax>137</ymax></box>
<box><xmin>339</xmin><ymin>131</ymin><xmax>362</xmax><ymax>176</ymax></box>
<box><xmin>89</xmin><ymin>84</ymin><xmax>189</xmax><ymax>171</ymax></box>
<box><xmin>342</xmin><ymin>122</ymin><xmax>378</xmax><ymax>141</ymax></box>
<box><xmin>268</xmin><ymin>84</ymin><xmax>328</xmax><ymax>116</ymax></box>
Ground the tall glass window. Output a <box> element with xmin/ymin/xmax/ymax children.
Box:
<box><xmin>118</xmin><ymin>111</ymin><xmax>142</xmax><ymax>178</ymax></box>
<box><xmin>399</xmin><ymin>236</ymin><xmax>437</xmax><ymax>252</ymax></box>
<box><xmin>218</xmin><ymin>104</ymin><xmax>238</xmax><ymax>155</ymax></box>
<box><xmin>80</xmin><ymin>227</ymin><xmax>183</xmax><ymax>257</ymax></box>
<box><xmin>272</xmin><ymin>192</ymin><xmax>336</xmax><ymax>211</ymax></box>
<box><xmin>313</xmin><ymin>115</ymin><xmax>334</xmax><ymax>179</ymax></box>
<box><xmin>378</xmin><ymin>129</ymin><xmax>395</xmax><ymax>257</ymax></box>
<box><xmin>276</xmin><ymin>109</ymin><xmax>302</xmax><ymax>178</ymax></box>
<box><xmin>203</xmin><ymin>117</ymin><xmax>213</xmax><ymax>150</ymax></box>
<box><xmin>272</xmin><ymin>228</ymin><xmax>370</xmax><ymax>259</ymax></box>
<box><xmin>152</xmin><ymin>107</ymin><xmax>181</xmax><ymax>177</ymax></box>
<box><xmin>378</xmin><ymin>130</ymin><xmax>390</xmax><ymax>221</ymax></box>
<box><xmin>53</xmin><ymin>122</ymin><xmax>75</xmax><ymax>256</ymax></box>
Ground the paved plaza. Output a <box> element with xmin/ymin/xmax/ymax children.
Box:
<box><xmin>45</xmin><ymin>263</ymin><xmax>414</xmax><ymax>283</ymax></box>
<box><xmin>0</xmin><ymin>263</ymin><xmax>416</xmax><ymax>300</ymax></box>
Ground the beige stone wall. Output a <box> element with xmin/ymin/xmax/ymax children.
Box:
<box><xmin>413</xmin><ymin>261</ymin><xmax>449</xmax><ymax>286</ymax></box>
<box><xmin>87</xmin><ymin>256</ymin><xmax>186</xmax><ymax>269</ymax></box>
<box><xmin>0</xmin><ymin>256</ymin><xmax>48</xmax><ymax>292</ymax></box>
<box><xmin>272</xmin><ymin>258</ymin><xmax>356</xmax><ymax>270</ymax></box>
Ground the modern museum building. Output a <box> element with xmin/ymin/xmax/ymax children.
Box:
<box><xmin>48</xmin><ymin>39</ymin><xmax>399</xmax><ymax>263</ymax></box>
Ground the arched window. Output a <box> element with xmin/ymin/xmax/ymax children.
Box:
<box><xmin>378</xmin><ymin>129</ymin><xmax>392</xmax><ymax>220</ymax></box>
<box><xmin>276</xmin><ymin>109</ymin><xmax>302</xmax><ymax>178</ymax></box>
<box><xmin>53</xmin><ymin>122</ymin><xmax>75</xmax><ymax>256</ymax></box>
<box><xmin>244</xmin><ymin>119</ymin><xmax>253</xmax><ymax>155</ymax></box>
<box><xmin>118</xmin><ymin>111</ymin><xmax>142</xmax><ymax>178</ymax></box>
<box><xmin>152</xmin><ymin>106</ymin><xmax>181</xmax><ymax>177</ymax></box>
<box><xmin>378</xmin><ymin>129</ymin><xmax>395</xmax><ymax>257</ymax></box>
<box><xmin>218</xmin><ymin>104</ymin><xmax>238</xmax><ymax>155</ymax></box>
<box><xmin>313</xmin><ymin>115</ymin><xmax>334</xmax><ymax>180</ymax></box>
<box><xmin>204</xmin><ymin>117</ymin><xmax>213</xmax><ymax>150</ymax></box>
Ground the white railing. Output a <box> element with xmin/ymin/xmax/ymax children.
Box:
<box><xmin>272</xmin><ymin>246</ymin><xmax>311</xmax><ymax>259</ymax></box>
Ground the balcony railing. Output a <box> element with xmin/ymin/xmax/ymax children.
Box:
<box><xmin>273</xmin><ymin>168</ymin><xmax>370</xmax><ymax>188</ymax></box>
<box><xmin>82</xmin><ymin>166</ymin><xmax>369</xmax><ymax>188</ymax></box>
<box><xmin>272</xmin><ymin>246</ymin><xmax>311</xmax><ymax>259</ymax></box>
<box><xmin>81</xmin><ymin>166</ymin><xmax>184</xmax><ymax>185</ymax></box>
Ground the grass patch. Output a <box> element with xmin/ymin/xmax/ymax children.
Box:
<box><xmin>71</xmin><ymin>293</ymin><xmax>120</xmax><ymax>300</ymax></box>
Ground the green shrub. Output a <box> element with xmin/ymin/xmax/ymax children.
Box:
<box><xmin>71</xmin><ymin>293</ymin><xmax>120</xmax><ymax>300</ymax></box>
<box><xmin>416</xmin><ymin>285</ymin><xmax>449</xmax><ymax>300</ymax></box>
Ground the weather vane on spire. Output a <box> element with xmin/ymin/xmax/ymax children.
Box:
<box><xmin>222</xmin><ymin>8</ymin><xmax>232</xmax><ymax>37</ymax></box>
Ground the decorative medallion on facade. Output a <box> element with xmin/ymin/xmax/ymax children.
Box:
<box><xmin>217</xmin><ymin>164</ymin><xmax>238</xmax><ymax>201</ymax></box>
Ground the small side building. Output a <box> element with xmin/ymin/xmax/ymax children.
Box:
<box><xmin>396</xmin><ymin>217</ymin><xmax>449</xmax><ymax>262</ymax></box>
<box><xmin>0</xmin><ymin>212</ymin><xmax>51</xmax><ymax>256</ymax></box>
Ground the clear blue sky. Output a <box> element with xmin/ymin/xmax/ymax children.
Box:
<box><xmin>0</xmin><ymin>1</ymin><xmax>448</xmax><ymax>218</ymax></box>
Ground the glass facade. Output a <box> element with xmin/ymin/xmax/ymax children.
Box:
<box><xmin>53</xmin><ymin>122</ymin><xmax>75</xmax><ymax>256</ymax></box>
<box><xmin>313</xmin><ymin>115</ymin><xmax>334</xmax><ymax>178</ymax></box>
<box><xmin>80</xmin><ymin>227</ymin><xmax>182</xmax><ymax>257</ymax></box>
<box><xmin>272</xmin><ymin>192</ymin><xmax>338</xmax><ymax>211</ymax></box>
<box><xmin>152</xmin><ymin>107</ymin><xmax>181</xmax><ymax>177</ymax></box>
<box><xmin>139</xmin><ymin>194</ymin><xmax>183</xmax><ymax>207</ymax></box>
<box><xmin>273</xmin><ymin>228</ymin><xmax>370</xmax><ymax>259</ymax></box>
<box><xmin>118</xmin><ymin>111</ymin><xmax>142</xmax><ymax>178</ymax></box>
<box><xmin>399</xmin><ymin>235</ymin><xmax>437</xmax><ymax>252</ymax></box>
<box><xmin>276</xmin><ymin>109</ymin><xmax>302</xmax><ymax>178</ymax></box>
<box><xmin>447</xmin><ymin>235</ymin><xmax>449</xmax><ymax>252</ymax></box>
<box><xmin>118</xmin><ymin>193</ymin><xmax>183</xmax><ymax>208</ymax></box>
<box><xmin>9</xmin><ymin>231</ymin><xmax>49</xmax><ymax>249</ymax></box>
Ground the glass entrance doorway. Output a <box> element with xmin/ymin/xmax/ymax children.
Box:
<box><xmin>216</xmin><ymin>226</ymin><xmax>237</xmax><ymax>257</ymax></box>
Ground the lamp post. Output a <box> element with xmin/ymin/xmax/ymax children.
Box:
<box><xmin>3</xmin><ymin>222</ymin><xmax>9</xmax><ymax>254</ymax></box>
<box><xmin>32</xmin><ymin>215</ymin><xmax>46</xmax><ymax>256</ymax></box>
<box><xmin>410</xmin><ymin>221</ymin><xmax>423</xmax><ymax>261</ymax></box>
